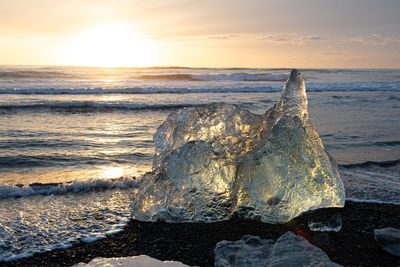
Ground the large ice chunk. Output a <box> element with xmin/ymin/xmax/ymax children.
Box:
<box><xmin>214</xmin><ymin>232</ymin><xmax>342</xmax><ymax>267</ymax></box>
<box><xmin>131</xmin><ymin>69</ymin><xmax>345</xmax><ymax>223</ymax></box>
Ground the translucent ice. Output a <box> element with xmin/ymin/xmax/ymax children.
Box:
<box><xmin>131</xmin><ymin>69</ymin><xmax>345</xmax><ymax>223</ymax></box>
<box><xmin>308</xmin><ymin>214</ymin><xmax>342</xmax><ymax>232</ymax></box>
<box><xmin>214</xmin><ymin>232</ymin><xmax>342</xmax><ymax>267</ymax></box>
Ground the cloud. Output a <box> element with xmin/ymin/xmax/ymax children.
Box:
<box><xmin>208</xmin><ymin>34</ymin><xmax>240</xmax><ymax>40</ymax></box>
<box><xmin>150</xmin><ymin>31</ymin><xmax>327</xmax><ymax>45</ymax></box>
<box><xmin>307</xmin><ymin>36</ymin><xmax>325</xmax><ymax>40</ymax></box>
<box><xmin>258</xmin><ymin>34</ymin><xmax>326</xmax><ymax>45</ymax></box>
<box><xmin>147</xmin><ymin>33</ymin><xmax>241</xmax><ymax>42</ymax></box>
<box><xmin>345</xmin><ymin>34</ymin><xmax>400</xmax><ymax>46</ymax></box>
<box><xmin>322</xmin><ymin>52</ymin><xmax>346</xmax><ymax>56</ymax></box>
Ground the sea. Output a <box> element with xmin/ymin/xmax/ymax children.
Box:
<box><xmin>0</xmin><ymin>66</ymin><xmax>399</xmax><ymax>261</ymax></box>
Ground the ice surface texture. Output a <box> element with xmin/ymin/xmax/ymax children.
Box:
<box><xmin>131</xmin><ymin>69</ymin><xmax>345</xmax><ymax>223</ymax></box>
<box><xmin>214</xmin><ymin>232</ymin><xmax>341</xmax><ymax>267</ymax></box>
<box><xmin>308</xmin><ymin>214</ymin><xmax>342</xmax><ymax>232</ymax></box>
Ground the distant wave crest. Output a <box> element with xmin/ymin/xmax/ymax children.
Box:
<box><xmin>0</xmin><ymin>70</ymin><xmax>75</xmax><ymax>79</ymax></box>
<box><xmin>137</xmin><ymin>73</ymin><xmax>288</xmax><ymax>82</ymax></box>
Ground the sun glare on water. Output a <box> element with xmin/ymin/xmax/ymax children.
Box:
<box><xmin>58</xmin><ymin>23</ymin><xmax>159</xmax><ymax>67</ymax></box>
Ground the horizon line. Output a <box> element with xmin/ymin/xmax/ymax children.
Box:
<box><xmin>1</xmin><ymin>63</ymin><xmax>400</xmax><ymax>70</ymax></box>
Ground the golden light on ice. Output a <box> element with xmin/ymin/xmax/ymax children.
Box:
<box><xmin>58</xmin><ymin>23</ymin><xmax>158</xmax><ymax>67</ymax></box>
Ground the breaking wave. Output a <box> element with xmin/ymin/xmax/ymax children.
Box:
<box><xmin>0</xmin><ymin>81</ymin><xmax>399</xmax><ymax>94</ymax></box>
<box><xmin>0</xmin><ymin>86</ymin><xmax>282</xmax><ymax>95</ymax></box>
<box><xmin>0</xmin><ymin>102</ymin><xmax>202</xmax><ymax>112</ymax></box>
<box><xmin>0</xmin><ymin>176</ymin><xmax>141</xmax><ymax>200</ymax></box>
<box><xmin>339</xmin><ymin>159</ymin><xmax>400</xmax><ymax>169</ymax></box>
<box><xmin>339</xmin><ymin>159</ymin><xmax>400</xmax><ymax>205</ymax></box>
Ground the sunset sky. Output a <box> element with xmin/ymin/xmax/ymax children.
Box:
<box><xmin>1</xmin><ymin>0</ymin><xmax>400</xmax><ymax>68</ymax></box>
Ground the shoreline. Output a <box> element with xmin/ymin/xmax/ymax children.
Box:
<box><xmin>3</xmin><ymin>201</ymin><xmax>400</xmax><ymax>267</ymax></box>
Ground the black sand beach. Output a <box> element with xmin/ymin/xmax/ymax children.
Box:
<box><xmin>3</xmin><ymin>201</ymin><xmax>400</xmax><ymax>267</ymax></box>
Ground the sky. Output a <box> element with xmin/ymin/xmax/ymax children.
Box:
<box><xmin>0</xmin><ymin>0</ymin><xmax>399</xmax><ymax>68</ymax></box>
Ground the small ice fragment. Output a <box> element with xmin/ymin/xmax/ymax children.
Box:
<box><xmin>75</xmin><ymin>255</ymin><xmax>189</xmax><ymax>267</ymax></box>
<box><xmin>214</xmin><ymin>235</ymin><xmax>274</xmax><ymax>266</ymax></box>
<box><xmin>214</xmin><ymin>232</ymin><xmax>342</xmax><ymax>267</ymax></box>
<box><xmin>308</xmin><ymin>214</ymin><xmax>342</xmax><ymax>232</ymax></box>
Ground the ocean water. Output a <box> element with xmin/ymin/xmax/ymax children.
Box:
<box><xmin>0</xmin><ymin>66</ymin><xmax>399</xmax><ymax>261</ymax></box>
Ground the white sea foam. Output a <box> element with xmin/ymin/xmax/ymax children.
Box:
<box><xmin>340</xmin><ymin>166</ymin><xmax>400</xmax><ymax>204</ymax></box>
<box><xmin>1</xmin><ymin>224</ymin><xmax>127</xmax><ymax>262</ymax></box>
<box><xmin>0</xmin><ymin>177</ymin><xmax>140</xmax><ymax>199</ymax></box>
<box><xmin>0</xmin><ymin>188</ymin><xmax>136</xmax><ymax>262</ymax></box>
<box><xmin>345</xmin><ymin>198</ymin><xmax>400</xmax><ymax>205</ymax></box>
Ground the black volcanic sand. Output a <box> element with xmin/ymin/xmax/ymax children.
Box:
<box><xmin>3</xmin><ymin>201</ymin><xmax>400</xmax><ymax>267</ymax></box>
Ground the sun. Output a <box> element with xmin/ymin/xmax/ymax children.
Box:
<box><xmin>57</xmin><ymin>22</ymin><xmax>159</xmax><ymax>67</ymax></box>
